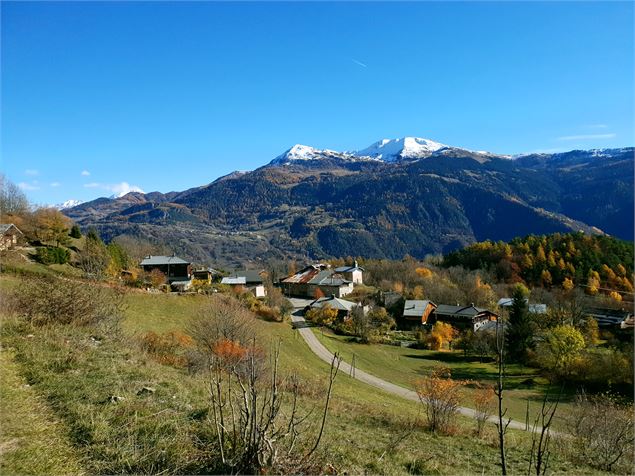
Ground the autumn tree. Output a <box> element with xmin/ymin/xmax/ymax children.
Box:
<box><xmin>31</xmin><ymin>207</ymin><xmax>72</xmax><ymax>247</ymax></box>
<box><xmin>305</xmin><ymin>305</ymin><xmax>338</xmax><ymax>327</ymax></box>
<box><xmin>429</xmin><ymin>321</ymin><xmax>458</xmax><ymax>350</ymax></box>
<box><xmin>537</xmin><ymin>325</ymin><xmax>585</xmax><ymax>379</ymax></box>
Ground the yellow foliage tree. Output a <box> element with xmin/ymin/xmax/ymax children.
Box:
<box><xmin>609</xmin><ymin>291</ymin><xmax>623</xmax><ymax>302</ymax></box>
<box><xmin>415</xmin><ymin>267</ymin><xmax>433</xmax><ymax>278</ymax></box>
<box><xmin>430</xmin><ymin>321</ymin><xmax>458</xmax><ymax>350</ymax></box>
<box><xmin>562</xmin><ymin>277</ymin><xmax>575</xmax><ymax>292</ymax></box>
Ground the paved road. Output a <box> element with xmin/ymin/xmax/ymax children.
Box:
<box><xmin>290</xmin><ymin>312</ymin><xmax>530</xmax><ymax>431</ymax></box>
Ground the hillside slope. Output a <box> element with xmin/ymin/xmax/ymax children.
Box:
<box><xmin>64</xmin><ymin>141</ymin><xmax>633</xmax><ymax>267</ymax></box>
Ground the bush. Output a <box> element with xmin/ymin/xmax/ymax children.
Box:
<box><xmin>140</xmin><ymin>331</ymin><xmax>194</xmax><ymax>367</ymax></box>
<box><xmin>35</xmin><ymin>246</ymin><xmax>70</xmax><ymax>265</ymax></box>
<box><xmin>415</xmin><ymin>367</ymin><xmax>465</xmax><ymax>434</ymax></box>
<box><xmin>69</xmin><ymin>225</ymin><xmax>82</xmax><ymax>239</ymax></box>
<box><xmin>8</xmin><ymin>276</ymin><xmax>125</xmax><ymax>328</ymax></box>
<box><xmin>566</xmin><ymin>392</ymin><xmax>634</xmax><ymax>472</ymax></box>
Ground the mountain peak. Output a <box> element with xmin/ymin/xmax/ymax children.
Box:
<box><xmin>354</xmin><ymin>137</ymin><xmax>447</xmax><ymax>162</ymax></box>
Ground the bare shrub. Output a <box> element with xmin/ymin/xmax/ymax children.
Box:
<box><xmin>139</xmin><ymin>330</ymin><xmax>194</xmax><ymax>367</ymax></box>
<box><xmin>207</xmin><ymin>342</ymin><xmax>341</xmax><ymax>474</ymax></box>
<box><xmin>189</xmin><ymin>294</ymin><xmax>256</xmax><ymax>348</ymax></box>
<box><xmin>186</xmin><ymin>294</ymin><xmax>257</xmax><ymax>372</ymax></box>
<box><xmin>473</xmin><ymin>383</ymin><xmax>495</xmax><ymax>437</ymax></box>
<box><xmin>8</xmin><ymin>276</ymin><xmax>124</xmax><ymax>329</ymax></box>
<box><xmin>566</xmin><ymin>391</ymin><xmax>634</xmax><ymax>472</ymax></box>
<box><xmin>415</xmin><ymin>367</ymin><xmax>465</xmax><ymax>434</ymax></box>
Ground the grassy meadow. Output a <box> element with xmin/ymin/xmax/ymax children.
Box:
<box><xmin>0</xmin><ymin>274</ymin><xmax>625</xmax><ymax>475</ymax></box>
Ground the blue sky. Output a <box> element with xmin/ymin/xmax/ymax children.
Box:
<box><xmin>2</xmin><ymin>1</ymin><xmax>633</xmax><ymax>205</ymax></box>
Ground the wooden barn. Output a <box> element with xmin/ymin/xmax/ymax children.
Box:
<box><xmin>402</xmin><ymin>300</ymin><xmax>437</xmax><ymax>327</ymax></box>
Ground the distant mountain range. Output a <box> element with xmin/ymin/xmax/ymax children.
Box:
<box><xmin>64</xmin><ymin>137</ymin><xmax>634</xmax><ymax>268</ymax></box>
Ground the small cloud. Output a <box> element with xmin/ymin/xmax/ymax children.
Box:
<box><xmin>352</xmin><ymin>59</ymin><xmax>368</xmax><ymax>68</ymax></box>
<box><xmin>109</xmin><ymin>182</ymin><xmax>144</xmax><ymax>197</ymax></box>
<box><xmin>24</xmin><ymin>169</ymin><xmax>39</xmax><ymax>176</ymax></box>
<box><xmin>18</xmin><ymin>182</ymin><xmax>40</xmax><ymax>191</ymax></box>
<box><xmin>584</xmin><ymin>124</ymin><xmax>608</xmax><ymax>130</ymax></box>
<box><xmin>81</xmin><ymin>170</ymin><xmax>91</xmax><ymax>176</ymax></box>
<box><xmin>557</xmin><ymin>133</ymin><xmax>616</xmax><ymax>141</ymax></box>
<box><xmin>83</xmin><ymin>181</ymin><xmax>144</xmax><ymax>197</ymax></box>
<box><xmin>50</xmin><ymin>182</ymin><xmax>61</xmax><ymax>187</ymax></box>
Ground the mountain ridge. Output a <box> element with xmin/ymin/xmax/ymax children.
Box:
<box><xmin>64</xmin><ymin>139</ymin><xmax>634</xmax><ymax>267</ymax></box>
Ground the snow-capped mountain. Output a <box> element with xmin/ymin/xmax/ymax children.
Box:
<box><xmin>56</xmin><ymin>199</ymin><xmax>83</xmax><ymax>210</ymax></box>
<box><xmin>270</xmin><ymin>144</ymin><xmax>372</xmax><ymax>165</ymax></box>
<box><xmin>353</xmin><ymin>137</ymin><xmax>447</xmax><ymax>162</ymax></box>
<box><xmin>268</xmin><ymin>137</ymin><xmax>507</xmax><ymax>166</ymax></box>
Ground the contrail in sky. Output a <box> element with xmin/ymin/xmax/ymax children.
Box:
<box><xmin>352</xmin><ymin>59</ymin><xmax>367</xmax><ymax>68</ymax></box>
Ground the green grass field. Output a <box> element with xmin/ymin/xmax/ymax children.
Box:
<box><xmin>0</xmin><ymin>274</ymin><xmax>622</xmax><ymax>474</ymax></box>
<box><xmin>312</xmin><ymin>328</ymin><xmax>580</xmax><ymax>429</ymax></box>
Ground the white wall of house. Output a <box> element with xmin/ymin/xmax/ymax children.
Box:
<box><xmin>252</xmin><ymin>285</ymin><xmax>267</xmax><ymax>298</ymax></box>
<box><xmin>350</xmin><ymin>270</ymin><xmax>363</xmax><ymax>284</ymax></box>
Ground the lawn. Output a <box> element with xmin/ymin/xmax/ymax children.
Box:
<box><xmin>312</xmin><ymin>328</ymin><xmax>579</xmax><ymax>430</ymax></box>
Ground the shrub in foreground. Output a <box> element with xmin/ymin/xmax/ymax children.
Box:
<box><xmin>8</xmin><ymin>275</ymin><xmax>124</xmax><ymax>328</ymax></box>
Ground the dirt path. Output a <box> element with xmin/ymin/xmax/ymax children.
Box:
<box><xmin>290</xmin><ymin>313</ymin><xmax>531</xmax><ymax>431</ymax></box>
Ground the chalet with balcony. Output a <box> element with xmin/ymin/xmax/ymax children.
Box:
<box><xmin>140</xmin><ymin>255</ymin><xmax>192</xmax><ymax>285</ymax></box>
<box><xmin>431</xmin><ymin>304</ymin><xmax>498</xmax><ymax>331</ymax></box>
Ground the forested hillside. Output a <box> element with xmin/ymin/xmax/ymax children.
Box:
<box><xmin>443</xmin><ymin>233</ymin><xmax>633</xmax><ymax>297</ymax></box>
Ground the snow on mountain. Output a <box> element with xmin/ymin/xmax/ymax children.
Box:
<box><xmin>353</xmin><ymin>137</ymin><xmax>447</xmax><ymax>162</ymax></box>
<box><xmin>268</xmin><ymin>137</ymin><xmax>514</xmax><ymax>167</ymax></box>
<box><xmin>56</xmin><ymin>199</ymin><xmax>83</xmax><ymax>210</ymax></box>
<box><xmin>269</xmin><ymin>144</ymin><xmax>376</xmax><ymax>165</ymax></box>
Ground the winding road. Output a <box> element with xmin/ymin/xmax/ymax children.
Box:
<box><xmin>290</xmin><ymin>312</ymin><xmax>530</xmax><ymax>431</ymax></box>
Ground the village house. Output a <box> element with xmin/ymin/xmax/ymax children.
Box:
<box><xmin>402</xmin><ymin>299</ymin><xmax>437</xmax><ymax>327</ymax></box>
<box><xmin>584</xmin><ymin>307</ymin><xmax>634</xmax><ymax>329</ymax></box>
<box><xmin>334</xmin><ymin>261</ymin><xmax>364</xmax><ymax>284</ymax></box>
<box><xmin>222</xmin><ymin>270</ymin><xmax>267</xmax><ymax>297</ymax></box>
<box><xmin>0</xmin><ymin>224</ymin><xmax>23</xmax><ymax>251</ymax></box>
<box><xmin>279</xmin><ymin>264</ymin><xmax>354</xmax><ymax>298</ymax></box>
<box><xmin>306</xmin><ymin>295</ymin><xmax>364</xmax><ymax>320</ymax></box>
<box><xmin>497</xmin><ymin>297</ymin><xmax>547</xmax><ymax>314</ymax></box>
<box><xmin>140</xmin><ymin>255</ymin><xmax>192</xmax><ymax>288</ymax></box>
<box><xmin>431</xmin><ymin>304</ymin><xmax>498</xmax><ymax>331</ymax></box>
<box><xmin>192</xmin><ymin>267</ymin><xmax>221</xmax><ymax>284</ymax></box>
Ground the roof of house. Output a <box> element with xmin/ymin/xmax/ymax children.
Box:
<box><xmin>234</xmin><ymin>270</ymin><xmax>264</xmax><ymax>284</ymax></box>
<box><xmin>335</xmin><ymin>259</ymin><xmax>364</xmax><ymax>273</ymax></box>
<box><xmin>0</xmin><ymin>223</ymin><xmax>23</xmax><ymax>235</ymax></box>
<box><xmin>221</xmin><ymin>276</ymin><xmax>247</xmax><ymax>285</ymax></box>
<box><xmin>280</xmin><ymin>264</ymin><xmax>329</xmax><ymax>284</ymax></box>
<box><xmin>435</xmin><ymin>304</ymin><xmax>497</xmax><ymax>319</ymax></box>
<box><xmin>497</xmin><ymin>298</ymin><xmax>547</xmax><ymax>314</ymax></box>
<box><xmin>403</xmin><ymin>300</ymin><xmax>436</xmax><ymax>318</ymax></box>
<box><xmin>308</xmin><ymin>270</ymin><xmax>351</xmax><ymax>286</ymax></box>
<box><xmin>310</xmin><ymin>295</ymin><xmax>357</xmax><ymax>312</ymax></box>
<box><xmin>140</xmin><ymin>255</ymin><xmax>190</xmax><ymax>266</ymax></box>
<box><xmin>280</xmin><ymin>264</ymin><xmax>351</xmax><ymax>287</ymax></box>
<box><xmin>193</xmin><ymin>267</ymin><xmax>221</xmax><ymax>275</ymax></box>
